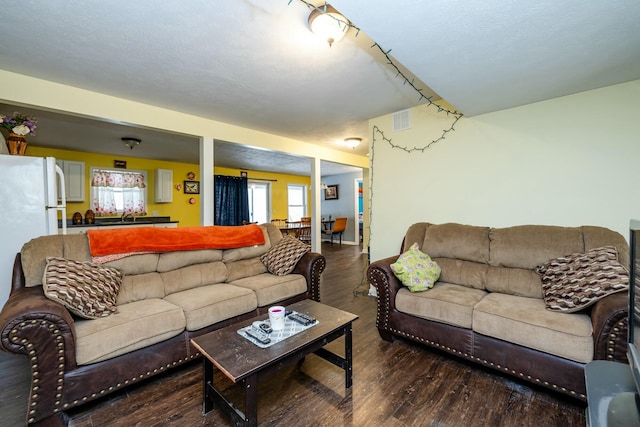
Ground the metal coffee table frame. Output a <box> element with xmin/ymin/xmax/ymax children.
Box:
<box><xmin>190</xmin><ymin>300</ymin><xmax>358</xmax><ymax>427</ymax></box>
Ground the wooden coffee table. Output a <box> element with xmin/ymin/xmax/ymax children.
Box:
<box><xmin>190</xmin><ymin>299</ymin><xmax>358</xmax><ymax>427</ymax></box>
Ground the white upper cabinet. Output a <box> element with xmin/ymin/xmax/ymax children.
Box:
<box><xmin>155</xmin><ymin>168</ymin><xmax>173</xmax><ymax>203</ymax></box>
<box><xmin>57</xmin><ymin>160</ymin><xmax>85</xmax><ymax>202</ymax></box>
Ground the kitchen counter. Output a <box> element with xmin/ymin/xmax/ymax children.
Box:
<box><xmin>60</xmin><ymin>216</ymin><xmax>178</xmax><ymax>234</ymax></box>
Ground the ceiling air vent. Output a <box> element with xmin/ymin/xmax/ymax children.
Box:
<box><xmin>392</xmin><ymin>109</ymin><xmax>411</xmax><ymax>132</ymax></box>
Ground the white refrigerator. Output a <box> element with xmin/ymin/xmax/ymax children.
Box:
<box><xmin>0</xmin><ymin>155</ymin><xmax>66</xmax><ymax>308</ymax></box>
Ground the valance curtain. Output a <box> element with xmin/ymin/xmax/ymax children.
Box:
<box><xmin>91</xmin><ymin>170</ymin><xmax>147</xmax><ymax>217</ymax></box>
<box><xmin>214</xmin><ymin>175</ymin><xmax>249</xmax><ymax>226</ymax></box>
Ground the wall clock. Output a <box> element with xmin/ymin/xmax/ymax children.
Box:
<box><xmin>184</xmin><ymin>180</ymin><xmax>200</xmax><ymax>194</ymax></box>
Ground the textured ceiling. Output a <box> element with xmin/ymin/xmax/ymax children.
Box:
<box><xmin>0</xmin><ymin>0</ymin><xmax>638</xmax><ymax>175</ymax></box>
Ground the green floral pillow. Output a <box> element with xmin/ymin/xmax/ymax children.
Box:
<box><xmin>391</xmin><ymin>243</ymin><xmax>441</xmax><ymax>292</ymax></box>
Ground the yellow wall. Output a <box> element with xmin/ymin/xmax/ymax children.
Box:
<box><xmin>213</xmin><ymin>167</ymin><xmax>311</xmax><ymax>220</ymax></box>
<box><xmin>26</xmin><ymin>146</ymin><xmax>313</xmax><ymax>226</ymax></box>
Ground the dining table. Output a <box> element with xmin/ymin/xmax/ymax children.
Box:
<box><xmin>279</xmin><ymin>221</ymin><xmax>311</xmax><ymax>237</ymax></box>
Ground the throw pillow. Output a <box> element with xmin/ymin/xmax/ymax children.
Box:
<box><xmin>391</xmin><ymin>243</ymin><xmax>441</xmax><ymax>292</ymax></box>
<box><xmin>260</xmin><ymin>235</ymin><xmax>310</xmax><ymax>276</ymax></box>
<box><xmin>535</xmin><ymin>246</ymin><xmax>629</xmax><ymax>313</ymax></box>
<box><xmin>43</xmin><ymin>257</ymin><xmax>123</xmax><ymax>319</ymax></box>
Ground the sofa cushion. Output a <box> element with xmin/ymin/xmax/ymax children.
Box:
<box><xmin>395</xmin><ymin>283</ymin><xmax>487</xmax><ymax>329</ymax></box>
<box><xmin>43</xmin><ymin>257</ymin><xmax>122</xmax><ymax>319</ymax></box>
<box><xmin>21</xmin><ymin>234</ymin><xmax>91</xmax><ymax>287</ymax></box>
<box><xmin>433</xmin><ymin>258</ymin><xmax>487</xmax><ymax>290</ymax></box>
<box><xmin>226</xmin><ymin>258</ymin><xmax>268</xmax><ymax>282</ymax></box>
<box><xmin>117</xmin><ymin>272</ymin><xmax>165</xmax><ymax>305</ymax></box>
<box><xmin>163</xmin><ymin>284</ymin><xmax>257</xmax><ymax>331</ymax></box>
<box><xmin>229</xmin><ymin>273</ymin><xmax>308</xmax><ymax>307</ymax></box>
<box><xmin>472</xmin><ymin>293</ymin><xmax>593</xmax><ymax>363</ymax></box>
<box><xmin>485</xmin><ymin>265</ymin><xmax>544</xmax><ymax>299</ymax></box>
<box><xmin>422</xmin><ymin>223</ymin><xmax>490</xmax><ymax>264</ymax></box>
<box><xmin>260</xmin><ymin>235</ymin><xmax>310</xmax><ymax>276</ymax></box>
<box><xmin>74</xmin><ymin>298</ymin><xmax>186</xmax><ymax>365</ymax></box>
<box><xmin>489</xmin><ymin>225</ymin><xmax>583</xmax><ymax>269</ymax></box>
<box><xmin>161</xmin><ymin>261</ymin><xmax>228</xmax><ymax>295</ymax></box>
<box><xmin>222</xmin><ymin>225</ymin><xmax>272</xmax><ymax>262</ymax></box>
<box><xmin>535</xmin><ymin>246</ymin><xmax>629</xmax><ymax>313</ymax></box>
<box><xmin>391</xmin><ymin>243</ymin><xmax>441</xmax><ymax>292</ymax></box>
<box><xmin>103</xmin><ymin>253</ymin><xmax>159</xmax><ymax>275</ymax></box>
<box><xmin>157</xmin><ymin>249</ymin><xmax>223</xmax><ymax>272</ymax></box>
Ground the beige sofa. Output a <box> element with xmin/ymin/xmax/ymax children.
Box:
<box><xmin>0</xmin><ymin>223</ymin><xmax>325</xmax><ymax>426</ymax></box>
<box><xmin>367</xmin><ymin>222</ymin><xmax>629</xmax><ymax>400</ymax></box>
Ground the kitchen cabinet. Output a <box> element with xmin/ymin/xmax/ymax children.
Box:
<box><xmin>153</xmin><ymin>222</ymin><xmax>178</xmax><ymax>228</ymax></box>
<box><xmin>155</xmin><ymin>168</ymin><xmax>173</xmax><ymax>203</ymax></box>
<box><xmin>56</xmin><ymin>160</ymin><xmax>85</xmax><ymax>202</ymax></box>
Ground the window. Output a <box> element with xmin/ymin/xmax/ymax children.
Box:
<box><xmin>90</xmin><ymin>168</ymin><xmax>148</xmax><ymax>216</ymax></box>
<box><xmin>287</xmin><ymin>184</ymin><xmax>307</xmax><ymax>221</ymax></box>
<box><xmin>248</xmin><ymin>180</ymin><xmax>271</xmax><ymax>224</ymax></box>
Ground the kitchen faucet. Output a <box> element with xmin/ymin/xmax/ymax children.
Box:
<box><xmin>121</xmin><ymin>213</ymin><xmax>135</xmax><ymax>222</ymax></box>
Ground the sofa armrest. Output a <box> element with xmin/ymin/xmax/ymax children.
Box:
<box><xmin>291</xmin><ymin>251</ymin><xmax>326</xmax><ymax>302</ymax></box>
<box><xmin>366</xmin><ymin>255</ymin><xmax>401</xmax><ymax>338</ymax></box>
<box><xmin>0</xmin><ymin>285</ymin><xmax>78</xmax><ymax>424</ymax></box>
<box><xmin>591</xmin><ymin>291</ymin><xmax>628</xmax><ymax>363</ymax></box>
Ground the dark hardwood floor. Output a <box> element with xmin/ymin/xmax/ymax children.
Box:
<box><xmin>0</xmin><ymin>242</ymin><xmax>586</xmax><ymax>427</ymax></box>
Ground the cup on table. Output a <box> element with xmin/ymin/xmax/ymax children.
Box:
<box><xmin>268</xmin><ymin>306</ymin><xmax>286</xmax><ymax>330</ymax></box>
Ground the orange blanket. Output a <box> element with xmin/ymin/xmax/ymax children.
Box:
<box><xmin>86</xmin><ymin>225</ymin><xmax>265</xmax><ymax>257</ymax></box>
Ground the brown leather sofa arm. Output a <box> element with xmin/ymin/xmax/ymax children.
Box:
<box><xmin>0</xmin><ymin>286</ymin><xmax>78</xmax><ymax>425</ymax></box>
<box><xmin>291</xmin><ymin>251</ymin><xmax>326</xmax><ymax>302</ymax></box>
<box><xmin>591</xmin><ymin>291</ymin><xmax>628</xmax><ymax>363</ymax></box>
<box><xmin>1</xmin><ymin>286</ymin><xmax>78</xmax><ymax>366</ymax></box>
<box><xmin>366</xmin><ymin>255</ymin><xmax>401</xmax><ymax>339</ymax></box>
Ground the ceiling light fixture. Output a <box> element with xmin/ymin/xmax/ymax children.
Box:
<box><xmin>121</xmin><ymin>137</ymin><xmax>141</xmax><ymax>150</ymax></box>
<box><xmin>308</xmin><ymin>4</ymin><xmax>349</xmax><ymax>47</ymax></box>
<box><xmin>344</xmin><ymin>137</ymin><xmax>362</xmax><ymax>149</ymax></box>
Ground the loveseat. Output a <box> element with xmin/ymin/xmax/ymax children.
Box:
<box><xmin>0</xmin><ymin>223</ymin><xmax>325</xmax><ymax>426</ymax></box>
<box><xmin>366</xmin><ymin>222</ymin><xmax>629</xmax><ymax>400</ymax></box>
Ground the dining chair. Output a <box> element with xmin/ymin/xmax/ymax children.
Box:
<box><xmin>293</xmin><ymin>217</ymin><xmax>310</xmax><ymax>244</ymax></box>
<box><xmin>321</xmin><ymin>217</ymin><xmax>347</xmax><ymax>245</ymax></box>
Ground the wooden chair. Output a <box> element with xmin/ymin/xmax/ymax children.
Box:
<box><xmin>297</xmin><ymin>217</ymin><xmax>312</xmax><ymax>244</ymax></box>
<box><xmin>322</xmin><ymin>217</ymin><xmax>347</xmax><ymax>245</ymax></box>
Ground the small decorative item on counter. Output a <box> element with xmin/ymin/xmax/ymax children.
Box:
<box><xmin>187</xmin><ymin>171</ymin><xmax>196</xmax><ymax>180</ymax></box>
<box><xmin>189</xmin><ymin>197</ymin><xmax>196</xmax><ymax>205</ymax></box>
<box><xmin>175</xmin><ymin>183</ymin><xmax>182</xmax><ymax>191</ymax></box>
<box><xmin>72</xmin><ymin>212</ymin><xmax>83</xmax><ymax>225</ymax></box>
<box><xmin>84</xmin><ymin>209</ymin><xmax>95</xmax><ymax>224</ymax></box>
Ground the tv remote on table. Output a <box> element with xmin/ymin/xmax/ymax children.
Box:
<box><xmin>288</xmin><ymin>312</ymin><xmax>316</xmax><ymax>326</ymax></box>
<box><xmin>245</xmin><ymin>327</ymin><xmax>271</xmax><ymax>344</ymax></box>
<box><xmin>253</xmin><ymin>321</ymin><xmax>272</xmax><ymax>334</ymax></box>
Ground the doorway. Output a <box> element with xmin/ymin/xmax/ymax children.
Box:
<box><xmin>248</xmin><ymin>180</ymin><xmax>271</xmax><ymax>224</ymax></box>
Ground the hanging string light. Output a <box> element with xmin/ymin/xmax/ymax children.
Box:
<box><xmin>290</xmin><ymin>0</ymin><xmax>463</xmax><ymax>153</ymax></box>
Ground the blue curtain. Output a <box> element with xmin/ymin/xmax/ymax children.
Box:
<box><xmin>214</xmin><ymin>175</ymin><xmax>249</xmax><ymax>226</ymax></box>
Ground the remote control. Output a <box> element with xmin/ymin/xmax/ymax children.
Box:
<box><xmin>288</xmin><ymin>312</ymin><xmax>316</xmax><ymax>326</ymax></box>
<box><xmin>257</xmin><ymin>322</ymin><xmax>272</xmax><ymax>334</ymax></box>
<box><xmin>245</xmin><ymin>327</ymin><xmax>271</xmax><ymax>344</ymax></box>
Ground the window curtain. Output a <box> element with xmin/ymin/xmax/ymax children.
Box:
<box><xmin>214</xmin><ymin>175</ymin><xmax>249</xmax><ymax>226</ymax></box>
<box><xmin>91</xmin><ymin>170</ymin><xmax>147</xmax><ymax>216</ymax></box>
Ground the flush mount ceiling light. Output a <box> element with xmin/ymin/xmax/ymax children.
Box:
<box><xmin>344</xmin><ymin>137</ymin><xmax>362</xmax><ymax>149</ymax></box>
<box><xmin>122</xmin><ymin>137</ymin><xmax>141</xmax><ymax>150</ymax></box>
<box><xmin>308</xmin><ymin>4</ymin><xmax>349</xmax><ymax>47</ymax></box>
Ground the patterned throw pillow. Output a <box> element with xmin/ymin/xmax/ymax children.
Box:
<box><xmin>535</xmin><ymin>246</ymin><xmax>629</xmax><ymax>313</ymax></box>
<box><xmin>260</xmin><ymin>235</ymin><xmax>310</xmax><ymax>276</ymax></box>
<box><xmin>43</xmin><ymin>257</ymin><xmax>123</xmax><ymax>319</ymax></box>
<box><xmin>391</xmin><ymin>243</ymin><xmax>441</xmax><ymax>292</ymax></box>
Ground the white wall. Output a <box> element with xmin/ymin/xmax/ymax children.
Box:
<box><xmin>321</xmin><ymin>171</ymin><xmax>363</xmax><ymax>243</ymax></box>
<box><xmin>369</xmin><ymin>80</ymin><xmax>640</xmax><ymax>261</ymax></box>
